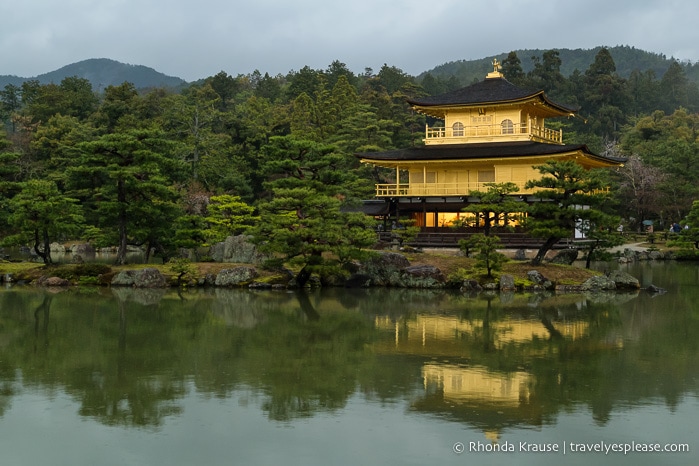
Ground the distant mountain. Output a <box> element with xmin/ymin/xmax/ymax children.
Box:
<box><xmin>421</xmin><ymin>45</ymin><xmax>698</xmax><ymax>85</ymax></box>
<box><xmin>0</xmin><ymin>58</ymin><xmax>187</xmax><ymax>91</ymax></box>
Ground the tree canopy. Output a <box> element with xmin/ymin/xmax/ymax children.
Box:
<box><xmin>1</xmin><ymin>49</ymin><xmax>699</xmax><ymax>268</ymax></box>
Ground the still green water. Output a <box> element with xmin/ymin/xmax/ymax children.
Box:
<box><xmin>0</xmin><ymin>261</ymin><xmax>697</xmax><ymax>465</ymax></box>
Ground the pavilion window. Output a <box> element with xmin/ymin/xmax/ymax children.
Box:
<box><xmin>501</xmin><ymin>118</ymin><xmax>514</xmax><ymax>134</ymax></box>
<box><xmin>477</xmin><ymin>170</ymin><xmax>495</xmax><ymax>183</ymax></box>
<box><xmin>452</xmin><ymin>121</ymin><xmax>464</xmax><ymax>137</ymax></box>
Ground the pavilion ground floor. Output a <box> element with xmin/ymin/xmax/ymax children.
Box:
<box><xmin>360</xmin><ymin>197</ymin><xmax>581</xmax><ymax>249</ymax></box>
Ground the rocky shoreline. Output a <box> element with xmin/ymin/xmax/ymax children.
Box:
<box><xmin>1</xmin><ymin>238</ymin><xmax>673</xmax><ymax>293</ymax></box>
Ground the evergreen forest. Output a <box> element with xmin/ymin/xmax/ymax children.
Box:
<box><xmin>2</xmin><ymin>48</ymin><xmax>699</xmax><ymax>267</ymax></box>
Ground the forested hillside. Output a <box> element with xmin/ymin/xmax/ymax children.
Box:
<box><xmin>0</xmin><ymin>58</ymin><xmax>186</xmax><ymax>91</ymax></box>
<box><xmin>422</xmin><ymin>46</ymin><xmax>684</xmax><ymax>84</ymax></box>
<box><xmin>1</xmin><ymin>47</ymin><xmax>699</xmax><ymax>267</ymax></box>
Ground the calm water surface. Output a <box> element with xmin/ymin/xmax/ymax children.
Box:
<box><xmin>1</xmin><ymin>261</ymin><xmax>698</xmax><ymax>465</ymax></box>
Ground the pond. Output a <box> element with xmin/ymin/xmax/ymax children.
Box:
<box><xmin>0</xmin><ymin>261</ymin><xmax>697</xmax><ymax>465</ymax></box>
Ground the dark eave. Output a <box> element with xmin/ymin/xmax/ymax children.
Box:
<box><xmin>407</xmin><ymin>77</ymin><xmax>579</xmax><ymax>114</ymax></box>
<box><xmin>356</xmin><ymin>141</ymin><xmax>626</xmax><ymax>165</ymax></box>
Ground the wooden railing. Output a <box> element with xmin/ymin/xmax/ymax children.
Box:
<box><xmin>378</xmin><ymin>231</ymin><xmax>571</xmax><ymax>248</ymax></box>
<box><xmin>375</xmin><ymin>182</ymin><xmax>530</xmax><ymax>197</ymax></box>
<box><xmin>424</xmin><ymin>122</ymin><xmax>562</xmax><ymax>144</ymax></box>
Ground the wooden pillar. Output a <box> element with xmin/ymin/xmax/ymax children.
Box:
<box><xmin>395</xmin><ymin>165</ymin><xmax>400</xmax><ymax>195</ymax></box>
<box><xmin>422</xmin><ymin>199</ymin><xmax>427</xmax><ymax>231</ymax></box>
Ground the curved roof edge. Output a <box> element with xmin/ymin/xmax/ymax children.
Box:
<box><xmin>356</xmin><ymin>141</ymin><xmax>626</xmax><ymax>166</ymax></box>
<box><xmin>407</xmin><ymin>77</ymin><xmax>579</xmax><ymax>114</ymax></box>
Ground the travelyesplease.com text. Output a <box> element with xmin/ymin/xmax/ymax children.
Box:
<box><xmin>453</xmin><ymin>440</ymin><xmax>690</xmax><ymax>455</ymax></box>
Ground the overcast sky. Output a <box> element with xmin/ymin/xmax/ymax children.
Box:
<box><xmin>2</xmin><ymin>0</ymin><xmax>698</xmax><ymax>82</ymax></box>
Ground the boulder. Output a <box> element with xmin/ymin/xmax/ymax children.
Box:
<box><xmin>50</xmin><ymin>242</ymin><xmax>66</xmax><ymax>253</ymax></box>
<box><xmin>345</xmin><ymin>273</ymin><xmax>373</xmax><ymax>288</ymax></box>
<box><xmin>608</xmin><ymin>270</ymin><xmax>641</xmax><ymax>289</ymax></box>
<box><xmin>499</xmin><ymin>274</ymin><xmax>515</xmax><ymax>291</ymax></box>
<box><xmin>401</xmin><ymin>265</ymin><xmax>445</xmax><ymax>288</ymax></box>
<box><xmin>38</xmin><ymin>276</ymin><xmax>70</xmax><ymax>287</ymax></box>
<box><xmin>526</xmin><ymin>270</ymin><xmax>553</xmax><ymax>290</ymax></box>
<box><xmin>111</xmin><ymin>268</ymin><xmax>168</xmax><ymax>288</ymax></box>
<box><xmin>461</xmin><ymin>279</ymin><xmax>483</xmax><ymax>292</ymax></box>
<box><xmin>211</xmin><ymin>235</ymin><xmax>268</xmax><ymax>264</ymax></box>
<box><xmin>527</xmin><ymin>270</ymin><xmax>548</xmax><ymax>284</ymax></box>
<box><xmin>359</xmin><ymin>252</ymin><xmax>411</xmax><ymax>286</ymax></box>
<box><xmin>71</xmin><ymin>243</ymin><xmax>96</xmax><ymax>257</ymax></box>
<box><xmin>548</xmin><ymin>249</ymin><xmax>578</xmax><ymax>265</ymax></box>
<box><xmin>215</xmin><ymin>266</ymin><xmax>259</xmax><ymax>287</ymax></box>
<box><xmin>111</xmin><ymin>270</ymin><xmax>137</xmax><ymax>286</ymax></box>
<box><xmin>581</xmin><ymin>275</ymin><xmax>616</xmax><ymax>291</ymax></box>
<box><xmin>648</xmin><ymin>250</ymin><xmax>665</xmax><ymax>260</ymax></box>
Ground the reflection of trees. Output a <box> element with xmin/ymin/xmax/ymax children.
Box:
<box><xmin>1</xmin><ymin>285</ymin><xmax>698</xmax><ymax>433</ymax></box>
<box><xmin>0</xmin><ymin>288</ymin><xmax>377</xmax><ymax>425</ymax></box>
<box><xmin>239</xmin><ymin>295</ymin><xmax>374</xmax><ymax>421</ymax></box>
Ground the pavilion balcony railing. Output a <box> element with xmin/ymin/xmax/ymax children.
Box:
<box><xmin>375</xmin><ymin>182</ymin><xmax>531</xmax><ymax>197</ymax></box>
<box><xmin>424</xmin><ymin>122</ymin><xmax>563</xmax><ymax>144</ymax></box>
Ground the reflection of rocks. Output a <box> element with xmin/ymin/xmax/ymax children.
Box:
<box><xmin>646</xmin><ymin>284</ymin><xmax>667</xmax><ymax>294</ymax></box>
<box><xmin>111</xmin><ymin>287</ymin><xmax>167</xmax><ymax>305</ymax></box>
<box><xmin>208</xmin><ymin>289</ymin><xmax>289</xmax><ymax>328</ymax></box>
<box><xmin>583</xmin><ymin>291</ymin><xmax>639</xmax><ymax>305</ymax></box>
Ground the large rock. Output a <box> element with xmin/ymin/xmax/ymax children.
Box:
<box><xmin>526</xmin><ymin>270</ymin><xmax>553</xmax><ymax>290</ymax></box>
<box><xmin>71</xmin><ymin>243</ymin><xmax>96</xmax><ymax>257</ymax></box>
<box><xmin>359</xmin><ymin>252</ymin><xmax>411</xmax><ymax>286</ymax></box>
<box><xmin>401</xmin><ymin>265</ymin><xmax>445</xmax><ymax>288</ymax></box>
<box><xmin>111</xmin><ymin>270</ymin><xmax>137</xmax><ymax>286</ymax></box>
<box><xmin>499</xmin><ymin>274</ymin><xmax>515</xmax><ymax>291</ymax></box>
<box><xmin>38</xmin><ymin>276</ymin><xmax>70</xmax><ymax>287</ymax></box>
<box><xmin>548</xmin><ymin>249</ymin><xmax>578</xmax><ymax>265</ymax></box>
<box><xmin>111</xmin><ymin>268</ymin><xmax>168</xmax><ymax>288</ymax></box>
<box><xmin>345</xmin><ymin>273</ymin><xmax>373</xmax><ymax>288</ymax></box>
<box><xmin>461</xmin><ymin>279</ymin><xmax>483</xmax><ymax>292</ymax></box>
<box><xmin>608</xmin><ymin>270</ymin><xmax>641</xmax><ymax>289</ymax></box>
<box><xmin>581</xmin><ymin>275</ymin><xmax>616</xmax><ymax>291</ymax></box>
<box><xmin>50</xmin><ymin>242</ymin><xmax>66</xmax><ymax>253</ymax></box>
<box><xmin>211</xmin><ymin>235</ymin><xmax>267</xmax><ymax>264</ymax></box>
<box><xmin>215</xmin><ymin>266</ymin><xmax>258</xmax><ymax>287</ymax></box>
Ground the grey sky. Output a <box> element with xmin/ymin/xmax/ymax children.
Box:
<box><xmin>2</xmin><ymin>0</ymin><xmax>697</xmax><ymax>82</ymax></box>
